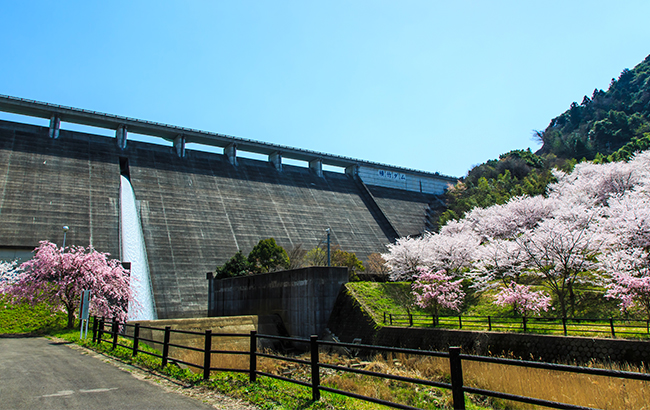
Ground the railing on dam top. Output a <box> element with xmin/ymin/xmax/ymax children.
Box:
<box><xmin>93</xmin><ymin>316</ymin><xmax>650</xmax><ymax>410</ymax></box>
<box><xmin>0</xmin><ymin>94</ymin><xmax>456</xmax><ymax>180</ymax></box>
<box><xmin>382</xmin><ymin>312</ymin><xmax>650</xmax><ymax>339</ymax></box>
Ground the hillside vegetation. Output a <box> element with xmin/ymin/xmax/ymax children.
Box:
<box><xmin>441</xmin><ymin>53</ymin><xmax>650</xmax><ymax>225</ymax></box>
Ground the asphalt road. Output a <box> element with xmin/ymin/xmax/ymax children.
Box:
<box><xmin>0</xmin><ymin>336</ymin><xmax>218</xmax><ymax>410</ymax></box>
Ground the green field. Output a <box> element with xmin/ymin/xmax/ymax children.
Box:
<box><xmin>347</xmin><ymin>282</ymin><xmax>650</xmax><ymax>339</ymax></box>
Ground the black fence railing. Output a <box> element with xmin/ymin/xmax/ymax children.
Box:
<box><xmin>92</xmin><ymin>316</ymin><xmax>650</xmax><ymax>410</ymax></box>
<box><xmin>382</xmin><ymin>312</ymin><xmax>650</xmax><ymax>338</ymax></box>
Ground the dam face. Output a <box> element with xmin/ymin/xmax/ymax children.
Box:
<box><xmin>0</xmin><ymin>102</ymin><xmax>453</xmax><ymax>319</ymax></box>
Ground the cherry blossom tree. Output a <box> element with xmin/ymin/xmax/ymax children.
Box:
<box><xmin>601</xmin><ymin>249</ymin><xmax>650</xmax><ymax>320</ymax></box>
<box><xmin>383</xmin><ymin>230</ymin><xmax>479</xmax><ymax>281</ymax></box>
<box><xmin>424</xmin><ymin>230</ymin><xmax>480</xmax><ymax>275</ymax></box>
<box><xmin>385</xmin><ymin>149</ymin><xmax>650</xmax><ymax>318</ymax></box>
<box><xmin>494</xmin><ymin>283</ymin><xmax>551</xmax><ymax>317</ymax></box>
<box><xmin>516</xmin><ymin>206</ymin><xmax>606</xmax><ymax>318</ymax></box>
<box><xmin>411</xmin><ymin>268</ymin><xmax>465</xmax><ymax>325</ymax></box>
<box><xmin>383</xmin><ymin>235</ymin><xmax>432</xmax><ymax>281</ymax></box>
<box><xmin>3</xmin><ymin>241</ymin><xmax>132</xmax><ymax>328</ymax></box>
<box><xmin>469</xmin><ymin>238</ymin><xmax>528</xmax><ymax>290</ymax></box>
<box><xmin>0</xmin><ymin>260</ymin><xmax>21</xmax><ymax>292</ymax></box>
<box><xmin>548</xmin><ymin>160</ymin><xmax>639</xmax><ymax>208</ymax></box>
<box><xmin>463</xmin><ymin>195</ymin><xmax>557</xmax><ymax>240</ymax></box>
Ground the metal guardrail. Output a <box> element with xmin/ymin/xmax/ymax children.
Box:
<box><xmin>93</xmin><ymin>316</ymin><xmax>650</xmax><ymax>410</ymax></box>
<box><xmin>0</xmin><ymin>94</ymin><xmax>456</xmax><ymax>180</ymax></box>
<box><xmin>382</xmin><ymin>312</ymin><xmax>650</xmax><ymax>338</ymax></box>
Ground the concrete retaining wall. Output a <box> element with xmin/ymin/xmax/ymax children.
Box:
<box><xmin>208</xmin><ymin>267</ymin><xmax>348</xmax><ymax>339</ymax></box>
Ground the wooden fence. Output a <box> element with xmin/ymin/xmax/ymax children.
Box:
<box><xmin>383</xmin><ymin>312</ymin><xmax>650</xmax><ymax>338</ymax></box>
<box><xmin>93</xmin><ymin>317</ymin><xmax>650</xmax><ymax>410</ymax></box>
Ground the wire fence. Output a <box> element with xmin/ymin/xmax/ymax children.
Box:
<box><xmin>92</xmin><ymin>316</ymin><xmax>650</xmax><ymax>410</ymax></box>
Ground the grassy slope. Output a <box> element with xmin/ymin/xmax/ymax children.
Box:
<box><xmin>346</xmin><ymin>282</ymin><xmax>509</xmax><ymax>323</ymax></box>
<box><xmin>0</xmin><ymin>296</ymin><xmax>67</xmax><ymax>334</ymax></box>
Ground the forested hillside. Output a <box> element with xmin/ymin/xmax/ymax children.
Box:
<box><xmin>440</xmin><ymin>53</ymin><xmax>650</xmax><ymax>226</ymax></box>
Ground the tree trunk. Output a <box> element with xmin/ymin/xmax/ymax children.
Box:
<box><xmin>568</xmin><ymin>283</ymin><xmax>576</xmax><ymax>318</ymax></box>
<box><xmin>67</xmin><ymin>308</ymin><xmax>75</xmax><ymax>329</ymax></box>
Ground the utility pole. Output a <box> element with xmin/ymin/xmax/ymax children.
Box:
<box><xmin>326</xmin><ymin>228</ymin><xmax>331</xmax><ymax>267</ymax></box>
<box><xmin>62</xmin><ymin>226</ymin><xmax>69</xmax><ymax>249</ymax></box>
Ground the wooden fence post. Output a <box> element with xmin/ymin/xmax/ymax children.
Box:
<box><xmin>389</xmin><ymin>314</ymin><xmax>393</xmax><ymax>325</ymax></box>
<box><xmin>609</xmin><ymin>318</ymin><xmax>616</xmax><ymax>338</ymax></box>
<box><xmin>97</xmin><ymin>317</ymin><xmax>104</xmax><ymax>344</ymax></box>
<box><xmin>458</xmin><ymin>315</ymin><xmax>462</xmax><ymax>329</ymax></box>
<box><xmin>409</xmin><ymin>314</ymin><xmax>413</xmax><ymax>327</ymax></box>
<box><xmin>162</xmin><ymin>326</ymin><xmax>171</xmax><ymax>367</ymax></box>
<box><xmin>203</xmin><ymin>329</ymin><xmax>212</xmax><ymax>380</ymax></box>
<box><xmin>111</xmin><ymin>319</ymin><xmax>118</xmax><ymax>350</ymax></box>
<box><xmin>449</xmin><ymin>347</ymin><xmax>465</xmax><ymax>410</ymax></box>
<box><xmin>132</xmin><ymin>323</ymin><xmax>140</xmax><ymax>357</ymax></box>
<box><xmin>311</xmin><ymin>335</ymin><xmax>320</xmax><ymax>402</ymax></box>
<box><xmin>487</xmin><ymin>316</ymin><xmax>492</xmax><ymax>331</ymax></box>
<box><xmin>92</xmin><ymin>316</ymin><xmax>98</xmax><ymax>343</ymax></box>
<box><xmin>249</xmin><ymin>330</ymin><xmax>257</xmax><ymax>383</ymax></box>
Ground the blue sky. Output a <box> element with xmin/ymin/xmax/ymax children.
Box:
<box><xmin>2</xmin><ymin>1</ymin><xmax>649</xmax><ymax>177</ymax></box>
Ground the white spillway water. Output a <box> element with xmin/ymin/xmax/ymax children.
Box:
<box><xmin>120</xmin><ymin>175</ymin><xmax>157</xmax><ymax>321</ymax></box>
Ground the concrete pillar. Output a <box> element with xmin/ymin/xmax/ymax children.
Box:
<box><xmin>345</xmin><ymin>164</ymin><xmax>359</xmax><ymax>177</ymax></box>
<box><xmin>116</xmin><ymin>125</ymin><xmax>127</xmax><ymax>150</ymax></box>
<box><xmin>49</xmin><ymin>115</ymin><xmax>60</xmax><ymax>139</ymax></box>
<box><xmin>174</xmin><ymin>135</ymin><xmax>186</xmax><ymax>158</ymax></box>
<box><xmin>309</xmin><ymin>158</ymin><xmax>323</xmax><ymax>177</ymax></box>
<box><xmin>225</xmin><ymin>143</ymin><xmax>237</xmax><ymax>166</ymax></box>
<box><xmin>269</xmin><ymin>151</ymin><xmax>282</xmax><ymax>171</ymax></box>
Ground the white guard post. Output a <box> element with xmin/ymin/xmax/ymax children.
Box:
<box><xmin>79</xmin><ymin>290</ymin><xmax>91</xmax><ymax>339</ymax></box>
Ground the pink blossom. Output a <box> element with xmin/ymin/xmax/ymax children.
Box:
<box><xmin>4</xmin><ymin>241</ymin><xmax>133</xmax><ymax>328</ymax></box>
<box><xmin>412</xmin><ymin>268</ymin><xmax>465</xmax><ymax>319</ymax></box>
<box><xmin>494</xmin><ymin>283</ymin><xmax>551</xmax><ymax>317</ymax></box>
<box><xmin>601</xmin><ymin>249</ymin><xmax>650</xmax><ymax>320</ymax></box>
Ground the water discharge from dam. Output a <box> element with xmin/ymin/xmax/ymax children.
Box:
<box><xmin>120</xmin><ymin>175</ymin><xmax>157</xmax><ymax>321</ymax></box>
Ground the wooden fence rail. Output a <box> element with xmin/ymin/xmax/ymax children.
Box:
<box><xmin>92</xmin><ymin>316</ymin><xmax>650</xmax><ymax>410</ymax></box>
<box><xmin>382</xmin><ymin>312</ymin><xmax>650</xmax><ymax>338</ymax></box>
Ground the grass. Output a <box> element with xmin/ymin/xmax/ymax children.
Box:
<box><xmin>0</xmin><ymin>296</ymin><xmax>67</xmax><ymax>334</ymax></box>
<box><xmin>348</xmin><ymin>282</ymin><xmax>650</xmax><ymax>339</ymax></box>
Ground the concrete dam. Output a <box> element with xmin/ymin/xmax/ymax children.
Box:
<box><xmin>0</xmin><ymin>95</ymin><xmax>456</xmax><ymax>319</ymax></box>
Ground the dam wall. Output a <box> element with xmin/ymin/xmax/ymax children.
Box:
<box><xmin>0</xmin><ymin>98</ymin><xmax>453</xmax><ymax>320</ymax></box>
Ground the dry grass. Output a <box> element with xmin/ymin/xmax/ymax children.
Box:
<box><xmin>463</xmin><ymin>359</ymin><xmax>650</xmax><ymax>410</ymax></box>
<box><xmin>161</xmin><ymin>334</ymin><xmax>650</xmax><ymax>410</ymax></box>
<box><xmin>315</xmin><ymin>351</ymin><xmax>650</xmax><ymax>410</ymax></box>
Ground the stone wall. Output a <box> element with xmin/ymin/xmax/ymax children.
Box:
<box><xmin>208</xmin><ymin>267</ymin><xmax>349</xmax><ymax>339</ymax></box>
